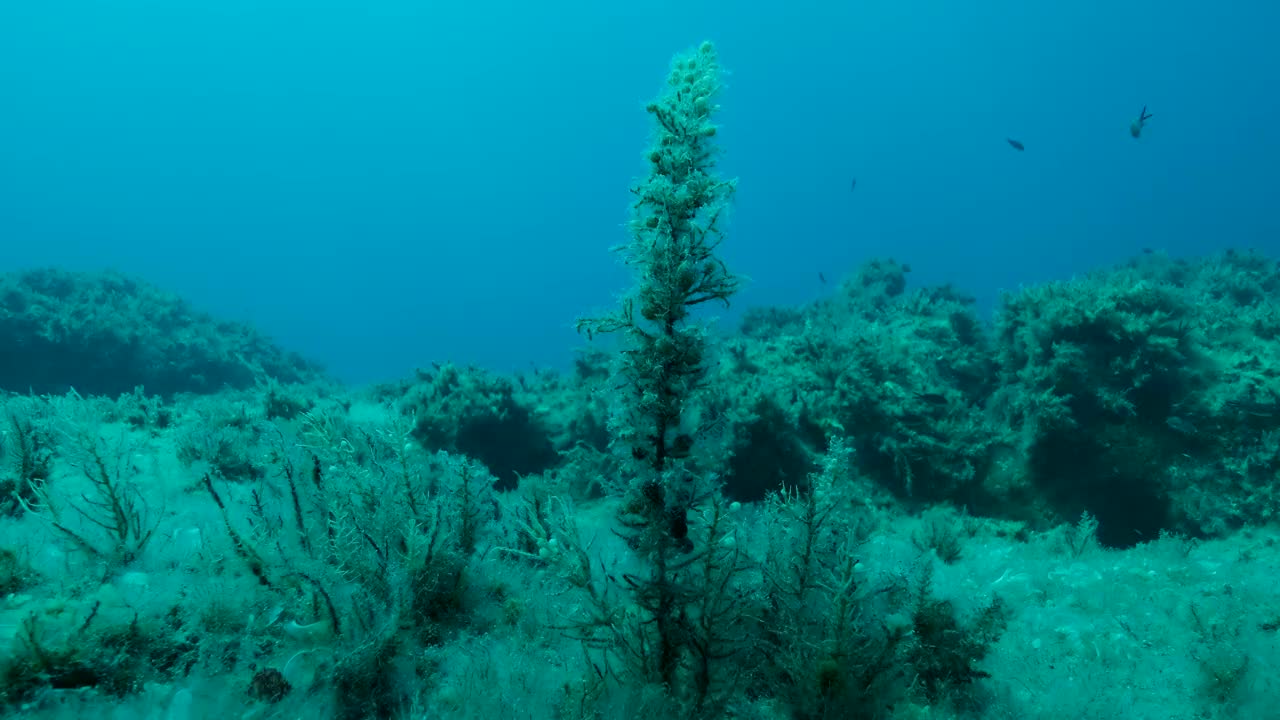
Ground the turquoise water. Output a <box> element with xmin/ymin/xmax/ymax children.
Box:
<box><xmin>3</xmin><ymin>0</ymin><xmax>1274</xmax><ymax>382</ymax></box>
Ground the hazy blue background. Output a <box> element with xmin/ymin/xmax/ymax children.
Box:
<box><xmin>2</xmin><ymin>0</ymin><xmax>1276</xmax><ymax>384</ymax></box>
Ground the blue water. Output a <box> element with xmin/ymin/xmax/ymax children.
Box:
<box><xmin>2</xmin><ymin>0</ymin><xmax>1276</xmax><ymax>384</ymax></box>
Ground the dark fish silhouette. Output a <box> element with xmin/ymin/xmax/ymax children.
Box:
<box><xmin>1130</xmin><ymin>106</ymin><xmax>1153</xmax><ymax>138</ymax></box>
<box><xmin>1006</xmin><ymin>138</ymin><xmax>1025</xmax><ymax>151</ymax></box>
<box><xmin>1224</xmin><ymin>398</ymin><xmax>1278</xmax><ymax>417</ymax></box>
<box><xmin>850</xmin><ymin>178</ymin><xmax>857</xmax><ymax>191</ymax></box>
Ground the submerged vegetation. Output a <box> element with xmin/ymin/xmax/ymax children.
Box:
<box><xmin>1</xmin><ymin>44</ymin><xmax>1279</xmax><ymax>720</ymax></box>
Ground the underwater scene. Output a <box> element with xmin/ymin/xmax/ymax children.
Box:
<box><xmin>2</xmin><ymin>2</ymin><xmax>1279</xmax><ymax>719</ymax></box>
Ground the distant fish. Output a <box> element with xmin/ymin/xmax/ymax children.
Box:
<box><xmin>1129</xmin><ymin>105</ymin><xmax>1153</xmax><ymax>139</ymax></box>
<box><xmin>1224</xmin><ymin>398</ymin><xmax>1277</xmax><ymax>418</ymax></box>
<box><xmin>850</xmin><ymin>178</ymin><xmax>857</xmax><ymax>191</ymax></box>
<box><xmin>818</xmin><ymin>271</ymin><xmax>827</xmax><ymax>284</ymax></box>
<box><xmin>1006</xmin><ymin>138</ymin><xmax>1025</xmax><ymax>151</ymax></box>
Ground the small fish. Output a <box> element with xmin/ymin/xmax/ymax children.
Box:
<box><xmin>1006</xmin><ymin>138</ymin><xmax>1025</xmax><ymax>151</ymax></box>
<box><xmin>1166</xmin><ymin>416</ymin><xmax>1197</xmax><ymax>435</ymax></box>
<box><xmin>916</xmin><ymin>392</ymin><xmax>948</xmax><ymax>405</ymax></box>
<box><xmin>818</xmin><ymin>272</ymin><xmax>826</xmax><ymax>284</ymax></box>
<box><xmin>1224</xmin><ymin>399</ymin><xmax>1277</xmax><ymax>417</ymax></box>
<box><xmin>1129</xmin><ymin>106</ymin><xmax>1153</xmax><ymax>139</ymax></box>
<box><xmin>850</xmin><ymin>178</ymin><xmax>857</xmax><ymax>191</ymax></box>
